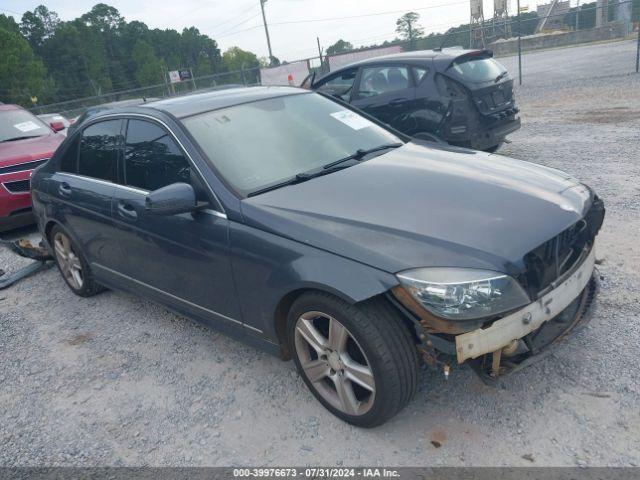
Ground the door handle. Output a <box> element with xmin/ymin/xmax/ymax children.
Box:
<box><xmin>58</xmin><ymin>182</ymin><xmax>72</xmax><ymax>197</ymax></box>
<box><xmin>117</xmin><ymin>201</ymin><xmax>138</xmax><ymax>220</ymax></box>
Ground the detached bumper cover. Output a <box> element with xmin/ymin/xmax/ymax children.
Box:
<box><xmin>455</xmin><ymin>246</ymin><xmax>596</xmax><ymax>363</ymax></box>
<box><xmin>469</xmin><ymin>116</ymin><xmax>521</xmax><ymax>150</ymax></box>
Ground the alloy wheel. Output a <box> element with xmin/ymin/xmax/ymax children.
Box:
<box><xmin>294</xmin><ymin>311</ymin><xmax>376</xmax><ymax>416</ymax></box>
<box><xmin>53</xmin><ymin>231</ymin><xmax>84</xmax><ymax>290</ymax></box>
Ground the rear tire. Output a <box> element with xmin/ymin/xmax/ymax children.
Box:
<box><xmin>50</xmin><ymin>225</ymin><xmax>105</xmax><ymax>297</ymax></box>
<box><xmin>287</xmin><ymin>292</ymin><xmax>419</xmax><ymax>428</ymax></box>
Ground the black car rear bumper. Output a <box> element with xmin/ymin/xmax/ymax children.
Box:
<box><xmin>469</xmin><ymin>115</ymin><xmax>521</xmax><ymax>151</ymax></box>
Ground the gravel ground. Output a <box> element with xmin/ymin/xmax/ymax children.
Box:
<box><xmin>1</xmin><ymin>44</ymin><xmax>639</xmax><ymax>467</ymax></box>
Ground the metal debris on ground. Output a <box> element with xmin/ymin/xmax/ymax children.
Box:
<box><xmin>0</xmin><ymin>237</ymin><xmax>52</xmax><ymax>290</ymax></box>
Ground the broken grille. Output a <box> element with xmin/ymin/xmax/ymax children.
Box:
<box><xmin>522</xmin><ymin>195</ymin><xmax>605</xmax><ymax>298</ymax></box>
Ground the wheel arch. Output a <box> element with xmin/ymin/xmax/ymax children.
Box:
<box><xmin>273</xmin><ymin>285</ymin><xmax>420</xmax><ymax>361</ymax></box>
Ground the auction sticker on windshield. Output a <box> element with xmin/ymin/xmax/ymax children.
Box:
<box><xmin>330</xmin><ymin>110</ymin><xmax>375</xmax><ymax>130</ymax></box>
<box><xmin>14</xmin><ymin>121</ymin><xmax>41</xmax><ymax>133</ymax></box>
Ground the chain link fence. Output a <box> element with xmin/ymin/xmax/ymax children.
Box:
<box><xmin>30</xmin><ymin>1</ymin><xmax>639</xmax><ymax>118</ymax></box>
<box><xmin>30</xmin><ymin>67</ymin><xmax>261</xmax><ymax>118</ymax></box>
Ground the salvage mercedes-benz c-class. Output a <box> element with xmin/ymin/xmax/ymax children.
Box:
<box><xmin>31</xmin><ymin>87</ymin><xmax>604</xmax><ymax>427</ymax></box>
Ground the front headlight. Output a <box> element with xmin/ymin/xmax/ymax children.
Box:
<box><xmin>396</xmin><ymin>268</ymin><xmax>530</xmax><ymax>321</ymax></box>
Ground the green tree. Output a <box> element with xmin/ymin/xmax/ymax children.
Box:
<box><xmin>131</xmin><ymin>40</ymin><xmax>163</xmax><ymax>86</ymax></box>
<box><xmin>0</xmin><ymin>14</ymin><xmax>20</xmax><ymax>34</ymax></box>
<box><xmin>80</xmin><ymin>3</ymin><xmax>124</xmax><ymax>32</ymax></box>
<box><xmin>181</xmin><ymin>27</ymin><xmax>221</xmax><ymax>76</ymax></box>
<box><xmin>326</xmin><ymin>39</ymin><xmax>353</xmax><ymax>55</ymax></box>
<box><xmin>396</xmin><ymin>12</ymin><xmax>424</xmax><ymax>46</ymax></box>
<box><xmin>41</xmin><ymin>19</ymin><xmax>112</xmax><ymax>99</ymax></box>
<box><xmin>0</xmin><ymin>27</ymin><xmax>47</xmax><ymax>104</ymax></box>
<box><xmin>20</xmin><ymin>5</ymin><xmax>60</xmax><ymax>51</ymax></box>
<box><xmin>222</xmin><ymin>47</ymin><xmax>260</xmax><ymax>84</ymax></box>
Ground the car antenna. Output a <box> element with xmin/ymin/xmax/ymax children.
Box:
<box><xmin>434</xmin><ymin>32</ymin><xmax>452</xmax><ymax>52</ymax></box>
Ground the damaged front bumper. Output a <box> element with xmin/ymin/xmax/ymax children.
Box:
<box><xmin>394</xmin><ymin>246</ymin><xmax>598</xmax><ymax>380</ymax></box>
<box><xmin>456</xmin><ymin>246</ymin><xmax>595</xmax><ymax>364</ymax></box>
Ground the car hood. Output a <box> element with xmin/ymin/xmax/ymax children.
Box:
<box><xmin>0</xmin><ymin>133</ymin><xmax>63</xmax><ymax>167</ymax></box>
<box><xmin>241</xmin><ymin>143</ymin><xmax>592</xmax><ymax>275</ymax></box>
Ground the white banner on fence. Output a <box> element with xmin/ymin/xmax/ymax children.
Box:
<box><xmin>327</xmin><ymin>45</ymin><xmax>403</xmax><ymax>72</ymax></box>
<box><xmin>260</xmin><ymin>61</ymin><xmax>310</xmax><ymax>86</ymax></box>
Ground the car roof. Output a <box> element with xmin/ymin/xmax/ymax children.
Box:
<box><xmin>319</xmin><ymin>48</ymin><xmax>490</xmax><ymax>73</ymax></box>
<box><xmin>141</xmin><ymin>86</ymin><xmax>305</xmax><ymax>118</ymax></box>
<box><xmin>0</xmin><ymin>104</ymin><xmax>24</xmax><ymax>112</ymax></box>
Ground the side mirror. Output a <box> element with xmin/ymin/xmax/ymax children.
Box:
<box><xmin>49</xmin><ymin>121</ymin><xmax>65</xmax><ymax>132</ymax></box>
<box><xmin>145</xmin><ymin>182</ymin><xmax>196</xmax><ymax>215</ymax></box>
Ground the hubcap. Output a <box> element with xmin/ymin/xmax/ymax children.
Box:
<box><xmin>53</xmin><ymin>232</ymin><xmax>83</xmax><ymax>290</ymax></box>
<box><xmin>294</xmin><ymin>311</ymin><xmax>375</xmax><ymax>416</ymax></box>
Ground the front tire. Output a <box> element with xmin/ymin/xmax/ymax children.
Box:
<box><xmin>50</xmin><ymin>225</ymin><xmax>104</xmax><ymax>297</ymax></box>
<box><xmin>287</xmin><ymin>292</ymin><xmax>419</xmax><ymax>427</ymax></box>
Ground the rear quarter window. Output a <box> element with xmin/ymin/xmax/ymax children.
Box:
<box><xmin>59</xmin><ymin>137</ymin><xmax>79</xmax><ymax>173</ymax></box>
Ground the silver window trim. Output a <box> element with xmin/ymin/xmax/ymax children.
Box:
<box><xmin>93</xmin><ymin>263</ymin><xmax>262</xmax><ymax>333</ymax></box>
<box><xmin>77</xmin><ymin>112</ymin><xmax>227</xmax><ymax>216</ymax></box>
<box><xmin>55</xmin><ymin>172</ymin><xmax>228</xmax><ymax>219</ymax></box>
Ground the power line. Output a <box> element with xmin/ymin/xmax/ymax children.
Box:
<box><xmin>267</xmin><ymin>1</ymin><xmax>469</xmax><ymax>26</ymax></box>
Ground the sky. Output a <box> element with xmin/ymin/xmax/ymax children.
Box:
<box><xmin>2</xmin><ymin>0</ymin><xmax>550</xmax><ymax>61</ymax></box>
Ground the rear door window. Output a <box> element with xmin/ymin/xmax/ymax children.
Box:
<box><xmin>355</xmin><ymin>66</ymin><xmax>411</xmax><ymax>99</ymax></box>
<box><xmin>315</xmin><ymin>68</ymin><xmax>358</xmax><ymax>101</ymax></box>
<box><xmin>413</xmin><ymin>67</ymin><xmax>429</xmax><ymax>85</ymax></box>
<box><xmin>123</xmin><ymin>119</ymin><xmax>190</xmax><ymax>191</ymax></box>
<box><xmin>78</xmin><ymin>120</ymin><xmax>122</xmax><ymax>182</ymax></box>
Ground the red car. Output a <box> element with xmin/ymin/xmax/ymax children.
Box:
<box><xmin>0</xmin><ymin>104</ymin><xmax>65</xmax><ymax>231</ymax></box>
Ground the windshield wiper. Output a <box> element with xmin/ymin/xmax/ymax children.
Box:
<box><xmin>494</xmin><ymin>71</ymin><xmax>508</xmax><ymax>83</ymax></box>
<box><xmin>247</xmin><ymin>162</ymin><xmax>363</xmax><ymax>198</ymax></box>
<box><xmin>247</xmin><ymin>143</ymin><xmax>404</xmax><ymax>197</ymax></box>
<box><xmin>323</xmin><ymin>143</ymin><xmax>403</xmax><ymax>169</ymax></box>
<box><xmin>0</xmin><ymin>135</ymin><xmax>40</xmax><ymax>143</ymax></box>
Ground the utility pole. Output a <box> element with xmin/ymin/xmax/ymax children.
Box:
<box><xmin>636</xmin><ymin>22</ymin><xmax>639</xmax><ymax>73</ymax></box>
<box><xmin>517</xmin><ymin>0</ymin><xmax>522</xmax><ymax>85</ymax></box>
<box><xmin>316</xmin><ymin>37</ymin><xmax>323</xmax><ymax>64</ymax></box>
<box><xmin>575</xmin><ymin>0</ymin><xmax>581</xmax><ymax>30</ymax></box>
<box><xmin>260</xmin><ymin>0</ymin><xmax>274</xmax><ymax>65</ymax></box>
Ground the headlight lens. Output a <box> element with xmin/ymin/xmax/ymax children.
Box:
<box><xmin>397</xmin><ymin>268</ymin><xmax>530</xmax><ymax>321</ymax></box>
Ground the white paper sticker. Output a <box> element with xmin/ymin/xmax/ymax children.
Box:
<box><xmin>14</xmin><ymin>121</ymin><xmax>40</xmax><ymax>132</ymax></box>
<box><xmin>330</xmin><ymin>110</ymin><xmax>375</xmax><ymax>130</ymax></box>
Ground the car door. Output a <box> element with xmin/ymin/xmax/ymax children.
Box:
<box><xmin>107</xmin><ymin>117</ymin><xmax>243</xmax><ymax>328</ymax></box>
<box><xmin>350</xmin><ymin>64</ymin><xmax>416</xmax><ymax>132</ymax></box>
<box><xmin>48</xmin><ymin>119</ymin><xmax>123</xmax><ymax>272</ymax></box>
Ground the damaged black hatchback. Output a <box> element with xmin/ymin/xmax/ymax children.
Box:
<box><xmin>309</xmin><ymin>49</ymin><xmax>521</xmax><ymax>152</ymax></box>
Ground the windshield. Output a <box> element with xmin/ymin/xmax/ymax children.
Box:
<box><xmin>0</xmin><ymin>109</ymin><xmax>51</xmax><ymax>142</ymax></box>
<box><xmin>449</xmin><ymin>56</ymin><xmax>507</xmax><ymax>83</ymax></box>
<box><xmin>183</xmin><ymin>93</ymin><xmax>402</xmax><ymax>196</ymax></box>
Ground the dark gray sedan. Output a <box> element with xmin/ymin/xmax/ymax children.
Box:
<box><xmin>31</xmin><ymin>87</ymin><xmax>604</xmax><ymax>427</ymax></box>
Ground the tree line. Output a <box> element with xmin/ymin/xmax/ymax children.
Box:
<box><xmin>0</xmin><ymin>3</ymin><xmax>263</xmax><ymax>107</ymax></box>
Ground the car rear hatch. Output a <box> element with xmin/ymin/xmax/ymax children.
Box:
<box><xmin>444</xmin><ymin>51</ymin><xmax>518</xmax><ymax>118</ymax></box>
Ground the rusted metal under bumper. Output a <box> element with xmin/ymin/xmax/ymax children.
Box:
<box><xmin>468</xmin><ymin>275</ymin><xmax>597</xmax><ymax>383</ymax></box>
<box><xmin>455</xmin><ymin>247</ymin><xmax>596</xmax><ymax>364</ymax></box>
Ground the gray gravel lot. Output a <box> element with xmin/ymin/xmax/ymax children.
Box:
<box><xmin>1</xmin><ymin>40</ymin><xmax>639</xmax><ymax>467</ymax></box>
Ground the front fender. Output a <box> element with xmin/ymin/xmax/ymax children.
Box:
<box><xmin>229</xmin><ymin>222</ymin><xmax>398</xmax><ymax>342</ymax></box>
